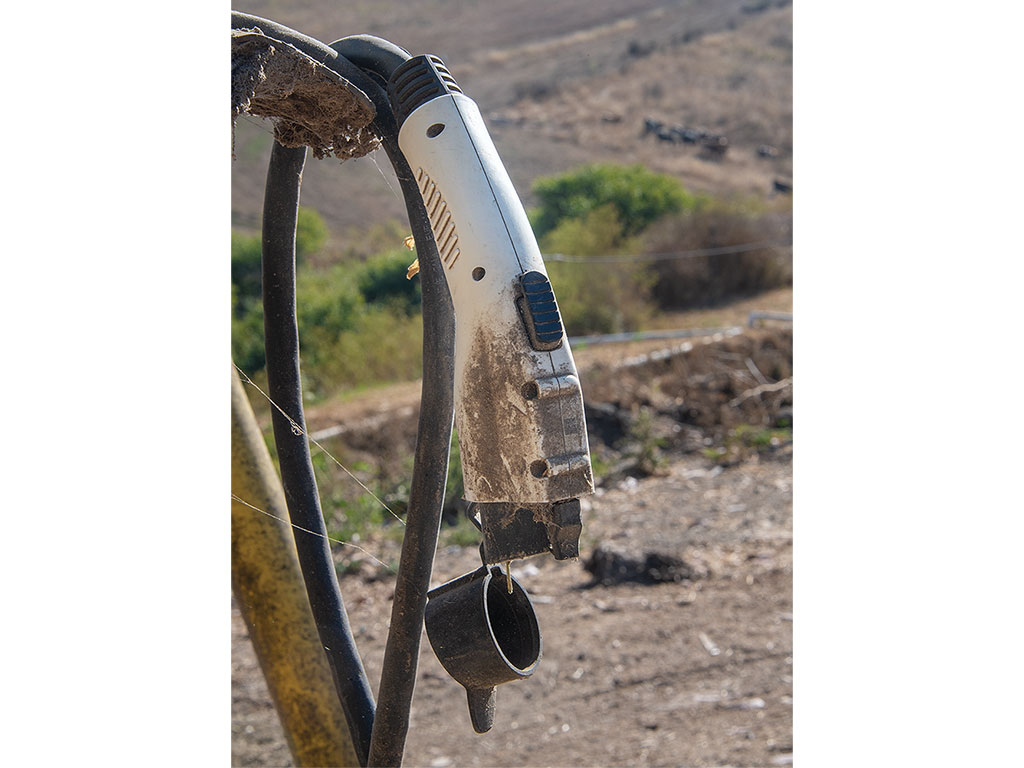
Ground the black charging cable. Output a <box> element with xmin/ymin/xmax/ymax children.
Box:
<box><xmin>330</xmin><ymin>34</ymin><xmax>457</xmax><ymax>768</ymax></box>
<box><xmin>260</xmin><ymin>142</ymin><xmax>377</xmax><ymax>766</ymax></box>
<box><xmin>233</xmin><ymin>12</ymin><xmax>457</xmax><ymax>767</ymax></box>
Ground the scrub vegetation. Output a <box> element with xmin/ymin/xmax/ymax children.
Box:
<box><xmin>231</xmin><ymin>164</ymin><xmax>789</xmax><ymax>554</ymax></box>
<box><xmin>231</xmin><ymin>163</ymin><xmax>789</xmax><ymax>395</ymax></box>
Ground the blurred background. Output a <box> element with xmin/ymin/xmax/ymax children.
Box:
<box><xmin>232</xmin><ymin>1</ymin><xmax>793</xmax><ymax>765</ymax></box>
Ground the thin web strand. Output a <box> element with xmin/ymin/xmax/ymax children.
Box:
<box><xmin>231</xmin><ymin>493</ymin><xmax>396</xmax><ymax>573</ymax></box>
<box><xmin>233</xmin><ymin>363</ymin><xmax>405</xmax><ymax>526</ymax></box>
<box><xmin>369</xmin><ymin>151</ymin><xmax>402</xmax><ymax>202</ymax></box>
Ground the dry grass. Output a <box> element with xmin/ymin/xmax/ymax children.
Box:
<box><xmin>491</xmin><ymin>4</ymin><xmax>792</xmax><ymax>201</ymax></box>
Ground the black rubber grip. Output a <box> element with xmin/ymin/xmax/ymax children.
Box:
<box><xmin>387</xmin><ymin>54</ymin><xmax>463</xmax><ymax>127</ymax></box>
<box><xmin>517</xmin><ymin>271</ymin><xmax>564</xmax><ymax>351</ymax></box>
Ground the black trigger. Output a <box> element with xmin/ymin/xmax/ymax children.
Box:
<box><xmin>516</xmin><ymin>270</ymin><xmax>563</xmax><ymax>351</ymax></box>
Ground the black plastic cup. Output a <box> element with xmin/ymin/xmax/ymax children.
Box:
<box><xmin>425</xmin><ymin>565</ymin><xmax>542</xmax><ymax>732</ymax></box>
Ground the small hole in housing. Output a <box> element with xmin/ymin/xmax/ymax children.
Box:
<box><xmin>530</xmin><ymin>460</ymin><xmax>548</xmax><ymax>478</ymax></box>
<box><xmin>521</xmin><ymin>382</ymin><xmax>539</xmax><ymax>400</ymax></box>
<box><xmin>472</xmin><ymin>267</ymin><xmax>486</xmax><ymax>281</ymax></box>
<box><xmin>426</xmin><ymin>123</ymin><xmax>445</xmax><ymax>138</ymax></box>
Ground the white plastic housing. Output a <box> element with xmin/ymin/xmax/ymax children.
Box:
<box><xmin>398</xmin><ymin>93</ymin><xmax>593</xmax><ymax>504</ymax></box>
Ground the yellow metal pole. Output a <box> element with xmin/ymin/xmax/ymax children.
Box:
<box><xmin>231</xmin><ymin>367</ymin><xmax>360</xmax><ymax>767</ymax></box>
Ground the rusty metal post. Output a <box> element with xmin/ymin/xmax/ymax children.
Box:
<box><xmin>231</xmin><ymin>366</ymin><xmax>360</xmax><ymax>767</ymax></box>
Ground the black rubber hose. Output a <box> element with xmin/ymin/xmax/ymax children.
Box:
<box><xmin>330</xmin><ymin>34</ymin><xmax>411</xmax><ymax>84</ymax></box>
<box><xmin>231</xmin><ymin>11</ymin><xmax>377</xmax><ymax>90</ymax></box>
<box><xmin>330</xmin><ymin>37</ymin><xmax>457</xmax><ymax>768</ymax></box>
<box><xmin>237</xmin><ymin>12</ymin><xmax>456</xmax><ymax>763</ymax></box>
<box><xmin>261</xmin><ymin>141</ymin><xmax>376</xmax><ymax>766</ymax></box>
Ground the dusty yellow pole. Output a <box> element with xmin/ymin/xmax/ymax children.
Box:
<box><xmin>231</xmin><ymin>367</ymin><xmax>360</xmax><ymax>767</ymax></box>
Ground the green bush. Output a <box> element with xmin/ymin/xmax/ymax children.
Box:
<box><xmin>231</xmin><ymin>231</ymin><xmax>263</xmax><ymax>304</ymax></box>
<box><xmin>231</xmin><ymin>206</ymin><xmax>328</xmax><ymax>304</ymax></box>
<box><xmin>317</xmin><ymin>453</ymin><xmax>406</xmax><ymax>546</ymax></box>
<box><xmin>356</xmin><ymin>249</ymin><xmax>421</xmax><ymax>314</ymax></box>
<box><xmin>542</xmin><ymin>205</ymin><xmax>656</xmax><ymax>335</ymax></box>
<box><xmin>628</xmin><ymin>407</ymin><xmax>668</xmax><ymax>476</ymax></box>
<box><xmin>298</xmin><ymin>304</ymin><xmax>424</xmax><ymax>399</ymax></box>
<box><xmin>296</xmin><ymin>206</ymin><xmax>328</xmax><ymax>259</ymax></box>
<box><xmin>231</xmin><ymin>283</ymin><xmax>266</xmax><ymax>373</ymax></box>
<box><xmin>532</xmin><ymin>163</ymin><xmax>697</xmax><ymax>240</ymax></box>
<box><xmin>641</xmin><ymin>204</ymin><xmax>792</xmax><ymax>309</ymax></box>
<box><xmin>231</xmin><ymin>252</ymin><xmax>426</xmax><ymax>395</ymax></box>
<box><xmin>293</xmin><ymin>265</ymin><xmax>366</xmax><ymax>387</ymax></box>
<box><xmin>314</xmin><ymin>427</ymin><xmax>478</xmax><ymax>550</ymax></box>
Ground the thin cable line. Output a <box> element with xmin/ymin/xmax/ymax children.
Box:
<box><xmin>543</xmin><ymin>239</ymin><xmax>791</xmax><ymax>263</ymax></box>
<box><xmin>233</xmin><ymin>362</ymin><xmax>406</xmax><ymax>526</ymax></box>
<box><xmin>231</xmin><ymin>493</ymin><xmax>396</xmax><ymax>572</ymax></box>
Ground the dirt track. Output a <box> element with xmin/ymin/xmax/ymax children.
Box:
<box><xmin>232</xmin><ymin>440</ymin><xmax>792</xmax><ymax>767</ymax></box>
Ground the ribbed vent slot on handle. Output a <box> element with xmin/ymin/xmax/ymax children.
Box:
<box><xmin>388</xmin><ymin>55</ymin><xmax>463</xmax><ymax>126</ymax></box>
<box><xmin>416</xmin><ymin>168</ymin><xmax>461</xmax><ymax>270</ymax></box>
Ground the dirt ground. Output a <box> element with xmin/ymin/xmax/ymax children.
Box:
<box><xmin>232</xmin><ymin>450</ymin><xmax>792</xmax><ymax>767</ymax></box>
<box><xmin>232</xmin><ymin>324</ymin><xmax>793</xmax><ymax>767</ymax></box>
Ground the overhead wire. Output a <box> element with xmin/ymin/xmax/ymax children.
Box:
<box><xmin>543</xmin><ymin>238</ymin><xmax>792</xmax><ymax>263</ymax></box>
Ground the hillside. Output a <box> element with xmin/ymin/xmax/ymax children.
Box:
<box><xmin>231</xmin><ymin>0</ymin><xmax>792</xmax><ymax>239</ymax></box>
